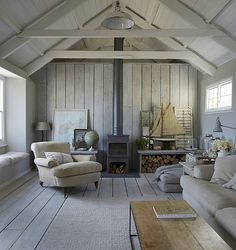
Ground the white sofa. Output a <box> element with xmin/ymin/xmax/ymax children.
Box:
<box><xmin>180</xmin><ymin>158</ymin><xmax>236</xmax><ymax>249</ymax></box>
<box><xmin>0</xmin><ymin>145</ymin><xmax>30</xmax><ymax>189</ymax></box>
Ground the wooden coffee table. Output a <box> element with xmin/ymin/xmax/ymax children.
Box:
<box><xmin>129</xmin><ymin>200</ymin><xmax>231</xmax><ymax>250</ymax></box>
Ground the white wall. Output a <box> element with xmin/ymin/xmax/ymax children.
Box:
<box><xmin>5</xmin><ymin>78</ymin><xmax>26</xmax><ymax>151</ymax></box>
<box><xmin>199</xmin><ymin>58</ymin><xmax>236</xmax><ymax>143</ymax></box>
<box><xmin>5</xmin><ymin>77</ymin><xmax>36</xmax><ymax>152</ymax></box>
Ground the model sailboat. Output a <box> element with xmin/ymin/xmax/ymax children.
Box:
<box><xmin>150</xmin><ymin>100</ymin><xmax>185</xmax><ymax>138</ymax></box>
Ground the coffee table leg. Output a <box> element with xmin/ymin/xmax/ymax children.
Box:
<box><xmin>129</xmin><ymin>204</ymin><xmax>139</xmax><ymax>250</ymax></box>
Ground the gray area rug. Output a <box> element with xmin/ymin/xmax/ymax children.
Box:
<box><xmin>36</xmin><ymin>197</ymin><xmax>139</xmax><ymax>250</ymax></box>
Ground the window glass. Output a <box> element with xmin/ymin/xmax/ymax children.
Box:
<box><xmin>206</xmin><ymin>78</ymin><xmax>232</xmax><ymax>112</ymax></box>
<box><xmin>0</xmin><ymin>79</ymin><xmax>3</xmax><ymax>141</ymax></box>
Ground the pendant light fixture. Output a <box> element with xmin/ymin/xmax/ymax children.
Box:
<box><xmin>102</xmin><ymin>1</ymin><xmax>134</xmax><ymax>30</ymax></box>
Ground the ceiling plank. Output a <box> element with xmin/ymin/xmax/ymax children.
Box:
<box><xmin>48</xmin><ymin>50</ymin><xmax>197</xmax><ymax>60</ymax></box>
<box><xmin>158</xmin><ymin>0</ymin><xmax>236</xmax><ymax>54</ymax></box>
<box><xmin>24</xmin><ymin>5</ymin><xmax>115</xmax><ymax>75</ymax></box>
<box><xmin>19</xmin><ymin>28</ymin><xmax>223</xmax><ymax>38</ymax></box>
<box><xmin>0</xmin><ymin>0</ymin><xmax>88</xmax><ymax>59</ymax></box>
<box><xmin>121</xmin><ymin>5</ymin><xmax>216</xmax><ymax>75</ymax></box>
<box><xmin>0</xmin><ymin>59</ymin><xmax>27</xmax><ymax>78</ymax></box>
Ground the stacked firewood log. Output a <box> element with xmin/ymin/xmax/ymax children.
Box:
<box><xmin>141</xmin><ymin>154</ymin><xmax>186</xmax><ymax>173</ymax></box>
<box><xmin>109</xmin><ymin>164</ymin><xmax>128</xmax><ymax>174</ymax></box>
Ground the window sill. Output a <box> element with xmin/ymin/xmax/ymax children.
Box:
<box><xmin>205</xmin><ymin>109</ymin><xmax>233</xmax><ymax>115</ymax></box>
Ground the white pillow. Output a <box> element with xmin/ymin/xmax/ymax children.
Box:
<box><xmin>210</xmin><ymin>155</ymin><xmax>236</xmax><ymax>184</ymax></box>
<box><xmin>44</xmin><ymin>152</ymin><xmax>73</xmax><ymax>164</ymax></box>
<box><xmin>223</xmin><ymin>173</ymin><xmax>236</xmax><ymax>191</ymax></box>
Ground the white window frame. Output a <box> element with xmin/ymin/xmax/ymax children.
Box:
<box><xmin>205</xmin><ymin>77</ymin><xmax>233</xmax><ymax>113</ymax></box>
<box><xmin>0</xmin><ymin>76</ymin><xmax>5</xmax><ymax>144</ymax></box>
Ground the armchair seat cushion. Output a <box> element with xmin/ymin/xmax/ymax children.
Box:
<box><xmin>51</xmin><ymin>161</ymin><xmax>102</xmax><ymax>178</ymax></box>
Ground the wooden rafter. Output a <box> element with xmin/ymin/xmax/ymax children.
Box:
<box><xmin>120</xmin><ymin>4</ymin><xmax>216</xmax><ymax>75</ymax></box>
<box><xmin>158</xmin><ymin>0</ymin><xmax>236</xmax><ymax>54</ymax></box>
<box><xmin>0</xmin><ymin>0</ymin><xmax>88</xmax><ymax>59</ymax></box>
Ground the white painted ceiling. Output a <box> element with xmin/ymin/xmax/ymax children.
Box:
<box><xmin>0</xmin><ymin>0</ymin><xmax>236</xmax><ymax>77</ymax></box>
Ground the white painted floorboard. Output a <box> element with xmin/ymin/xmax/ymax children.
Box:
<box><xmin>0</xmin><ymin>171</ymin><xmax>182</xmax><ymax>250</ymax></box>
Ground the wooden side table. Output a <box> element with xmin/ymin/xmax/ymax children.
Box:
<box><xmin>71</xmin><ymin>150</ymin><xmax>98</xmax><ymax>155</ymax></box>
<box><xmin>179</xmin><ymin>161</ymin><xmax>214</xmax><ymax>177</ymax></box>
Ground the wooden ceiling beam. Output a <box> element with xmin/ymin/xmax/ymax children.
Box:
<box><xmin>47</xmin><ymin>50</ymin><xmax>197</xmax><ymax>60</ymax></box>
<box><xmin>0</xmin><ymin>59</ymin><xmax>27</xmax><ymax>78</ymax></box>
<box><xmin>158</xmin><ymin>0</ymin><xmax>236</xmax><ymax>54</ymax></box>
<box><xmin>18</xmin><ymin>28</ymin><xmax>223</xmax><ymax>38</ymax></box>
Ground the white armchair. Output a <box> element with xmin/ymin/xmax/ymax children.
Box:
<box><xmin>31</xmin><ymin>141</ymin><xmax>102</xmax><ymax>196</ymax></box>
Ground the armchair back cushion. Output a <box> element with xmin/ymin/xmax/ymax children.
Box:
<box><xmin>31</xmin><ymin>142</ymin><xmax>70</xmax><ymax>158</ymax></box>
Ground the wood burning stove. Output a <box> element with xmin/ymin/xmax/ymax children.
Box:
<box><xmin>107</xmin><ymin>37</ymin><xmax>130</xmax><ymax>174</ymax></box>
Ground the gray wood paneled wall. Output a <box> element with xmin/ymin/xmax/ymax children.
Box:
<box><xmin>32</xmin><ymin>63</ymin><xmax>198</xmax><ymax>171</ymax></box>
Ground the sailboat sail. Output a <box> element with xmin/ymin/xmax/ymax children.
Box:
<box><xmin>150</xmin><ymin>101</ymin><xmax>185</xmax><ymax>137</ymax></box>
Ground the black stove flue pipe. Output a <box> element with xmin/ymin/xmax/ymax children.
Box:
<box><xmin>113</xmin><ymin>37</ymin><xmax>124</xmax><ymax>136</ymax></box>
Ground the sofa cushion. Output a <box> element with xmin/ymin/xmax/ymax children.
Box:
<box><xmin>211</xmin><ymin>155</ymin><xmax>236</xmax><ymax>185</ymax></box>
<box><xmin>181</xmin><ymin>175</ymin><xmax>236</xmax><ymax>215</ymax></box>
<box><xmin>72</xmin><ymin>155</ymin><xmax>96</xmax><ymax>162</ymax></box>
<box><xmin>51</xmin><ymin>161</ymin><xmax>102</xmax><ymax>178</ymax></box>
<box><xmin>223</xmin><ymin>173</ymin><xmax>236</xmax><ymax>191</ymax></box>
<box><xmin>2</xmin><ymin>152</ymin><xmax>29</xmax><ymax>163</ymax></box>
<box><xmin>45</xmin><ymin>152</ymin><xmax>73</xmax><ymax>164</ymax></box>
<box><xmin>215</xmin><ymin>207</ymin><xmax>236</xmax><ymax>239</ymax></box>
<box><xmin>0</xmin><ymin>157</ymin><xmax>11</xmax><ymax>168</ymax></box>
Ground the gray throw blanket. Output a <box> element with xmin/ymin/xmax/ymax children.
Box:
<box><xmin>154</xmin><ymin>164</ymin><xmax>183</xmax><ymax>181</ymax></box>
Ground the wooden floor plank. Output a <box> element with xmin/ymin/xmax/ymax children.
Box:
<box><xmin>0</xmin><ymin>229</ymin><xmax>22</xmax><ymax>250</ymax></box>
<box><xmin>10</xmin><ymin>191</ymin><xmax>66</xmax><ymax>250</ymax></box>
<box><xmin>82</xmin><ymin>183</ymin><xmax>99</xmax><ymax>198</ymax></box>
<box><xmin>170</xmin><ymin>193</ymin><xmax>183</xmax><ymax>200</ymax></box>
<box><xmin>144</xmin><ymin>174</ymin><xmax>172</xmax><ymax>200</ymax></box>
<box><xmin>6</xmin><ymin>188</ymin><xmax>56</xmax><ymax>230</ymax></box>
<box><xmin>0</xmin><ymin>171</ymin><xmax>37</xmax><ymax>201</ymax></box>
<box><xmin>0</xmin><ymin>176</ymin><xmax>39</xmax><ymax>214</ymax></box>
<box><xmin>98</xmin><ymin>178</ymin><xmax>112</xmax><ymax>198</ymax></box>
<box><xmin>0</xmin><ymin>185</ymin><xmax>44</xmax><ymax>232</ymax></box>
<box><xmin>113</xmin><ymin>178</ymin><xmax>127</xmax><ymax>198</ymax></box>
<box><xmin>135</xmin><ymin>174</ymin><xmax>156</xmax><ymax>197</ymax></box>
<box><xmin>125</xmin><ymin>178</ymin><xmax>142</xmax><ymax>198</ymax></box>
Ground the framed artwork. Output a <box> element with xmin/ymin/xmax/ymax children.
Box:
<box><xmin>53</xmin><ymin>109</ymin><xmax>88</xmax><ymax>147</ymax></box>
<box><xmin>73</xmin><ymin>129</ymin><xmax>88</xmax><ymax>150</ymax></box>
<box><xmin>141</xmin><ymin>111</ymin><xmax>153</xmax><ymax>136</ymax></box>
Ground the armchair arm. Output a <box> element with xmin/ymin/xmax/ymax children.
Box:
<box><xmin>193</xmin><ymin>164</ymin><xmax>215</xmax><ymax>180</ymax></box>
<box><xmin>72</xmin><ymin>155</ymin><xmax>96</xmax><ymax>162</ymax></box>
<box><xmin>34</xmin><ymin>158</ymin><xmax>58</xmax><ymax>168</ymax></box>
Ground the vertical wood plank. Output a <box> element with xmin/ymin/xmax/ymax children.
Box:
<box><xmin>160</xmin><ymin>64</ymin><xmax>170</xmax><ymax>102</ymax></box>
<box><xmin>65</xmin><ymin>64</ymin><xmax>75</xmax><ymax>109</ymax></box>
<box><xmin>46</xmin><ymin>64</ymin><xmax>56</xmax><ymax>140</ymax></box>
<box><xmin>56</xmin><ymin>64</ymin><xmax>66</xmax><ymax>109</ymax></box>
<box><xmin>151</xmin><ymin>64</ymin><xmax>161</xmax><ymax>108</ymax></box>
<box><xmin>123</xmin><ymin>63</ymin><xmax>133</xmax><ymax>170</ymax></box>
<box><xmin>85</xmin><ymin>64</ymin><xmax>94</xmax><ymax>130</ymax></box>
<box><xmin>35</xmin><ymin>67</ymin><xmax>47</xmax><ymax>122</ymax></box>
<box><xmin>179</xmin><ymin>65</ymin><xmax>189</xmax><ymax>108</ymax></box>
<box><xmin>141</xmin><ymin>64</ymin><xmax>152</xmax><ymax>110</ymax></box>
<box><xmin>103</xmin><ymin>64</ymin><xmax>113</xmax><ymax>170</ymax></box>
<box><xmin>188</xmin><ymin>66</ymin><xmax>198</xmax><ymax>139</ymax></box>
<box><xmin>170</xmin><ymin>64</ymin><xmax>180</xmax><ymax>108</ymax></box>
<box><xmin>74</xmin><ymin>64</ymin><xmax>85</xmax><ymax>109</ymax></box>
<box><xmin>132</xmin><ymin>64</ymin><xmax>142</xmax><ymax>171</ymax></box>
<box><xmin>94</xmin><ymin>64</ymin><xmax>104</xmax><ymax>165</ymax></box>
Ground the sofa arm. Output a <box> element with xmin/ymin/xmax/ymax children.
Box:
<box><xmin>193</xmin><ymin>164</ymin><xmax>215</xmax><ymax>180</ymax></box>
<box><xmin>72</xmin><ymin>155</ymin><xmax>96</xmax><ymax>162</ymax></box>
<box><xmin>34</xmin><ymin>158</ymin><xmax>58</xmax><ymax>168</ymax></box>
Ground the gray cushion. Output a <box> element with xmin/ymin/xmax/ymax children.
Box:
<box><xmin>0</xmin><ymin>157</ymin><xmax>11</xmax><ymax>167</ymax></box>
<box><xmin>160</xmin><ymin>173</ymin><xmax>181</xmax><ymax>184</ymax></box>
<box><xmin>181</xmin><ymin>175</ymin><xmax>236</xmax><ymax>215</ymax></box>
<box><xmin>215</xmin><ymin>207</ymin><xmax>236</xmax><ymax>239</ymax></box>
<box><xmin>158</xmin><ymin>181</ymin><xmax>182</xmax><ymax>193</ymax></box>
<box><xmin>51</xmin><ymin>161</ymin><xmax>102</xmax><ymax>178</ymax></box>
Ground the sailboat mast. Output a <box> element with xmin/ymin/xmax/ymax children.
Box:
<box><xmin>161</xmin><ymin>101</ymin><xmax>163</xmax><ymax>137</ymax></box>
